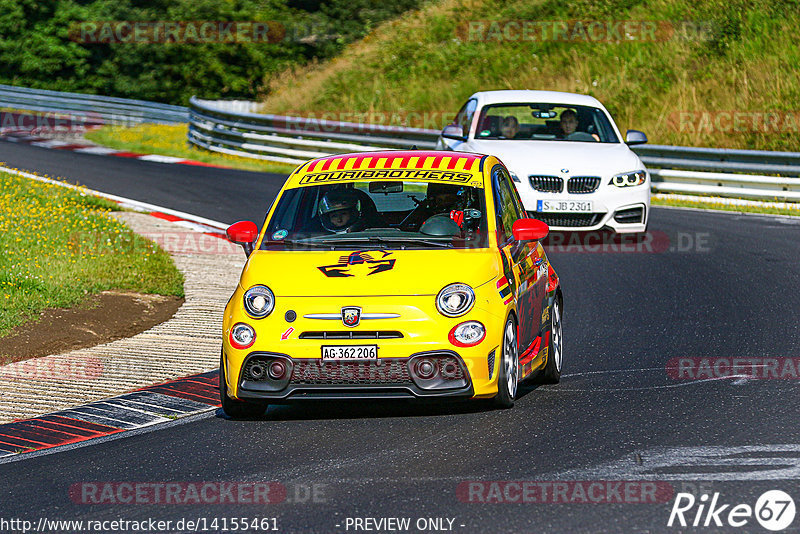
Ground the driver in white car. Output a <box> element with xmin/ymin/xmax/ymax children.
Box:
<box><xmin>558</xmin><ymin>109</ymin><xmax>599</xmax><ymax>142</ymax></box>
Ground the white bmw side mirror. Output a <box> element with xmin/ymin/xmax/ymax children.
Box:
<box><xmin>441</xmin><ymin>124</ymin><xmax>466</xmax><ymax>141</ymax></box>
<box><xmin>625</xmin><ymin>129</ymin><xmax>648</xmax><ymax>146</ymax></box>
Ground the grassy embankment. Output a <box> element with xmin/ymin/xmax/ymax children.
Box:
<box><xmin>653</xmin><ymin>195</ymin><xmax>800</xmax><ymax>216</ymax></box>
<box><xmin>85</xmin><ymin>0</ymin><xmax>799</xmax><ymax>213</ymax></box>
<box><xmin>84</xmin><ymin>124</ymin><xmax>297</xmax><ymax>174</ymax></box>
<box><xmin>0</xmin><ymin>171</ymin><xmax>184</xmax><ymax>337</ymax></box>
<box><xmin>257</xmin><ymin>0</ymin><xmax>800</xmax><ymax>214</ymax></box>
<box><xmin>260</xmin><ymin>0</ymin><xmax>800</xmax><ymax>151</ymax></box>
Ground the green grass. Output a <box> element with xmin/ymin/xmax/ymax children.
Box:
<box><xmin>652</xmin><ymin>195</ymin><xmax>800</xmax><ymax>216</ymax></box>
<box><xmin>0</xmin><ymin>171</ymin><xmax>184</xmax><ymax>337</ymax></box>
<box><xmin>84</xmin><ymin>0</ymin><xmax>800</xmax><ymax>167</ymax></box>
<box><xmin>84</xmin><ymin>124</ymin><xmax>297</xmax><ymax>175</ymax></box>
<box><xmin>258</xmin><ymin>0</ymin><xmax>800</xmax><ymax>153</ymax></box>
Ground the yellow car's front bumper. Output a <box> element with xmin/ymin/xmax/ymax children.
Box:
<box><xmin>222</xmin><ymin>292</ymin><xmax>509</xmax><ymax>402</ymax></box>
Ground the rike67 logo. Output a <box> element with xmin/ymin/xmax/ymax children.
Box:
<box><xmin>668</xmin><ymin>490</ymin><xmax>795</xmax><ymax>531</ymax></box>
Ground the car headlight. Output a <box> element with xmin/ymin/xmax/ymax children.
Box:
<box><xmin>448</xmin><ymin>321</ymin><xmax>486</xmax><ymax>347</ymax></box>
<box><xmin>243</xmin><ymin>285</ymin><xmax>275</xmax><ymax>318</ymax></box>
<box><xmin>509</xmin><ymin>172</ymin><xmax>522</xmax><ymax>183</ymax></box>
<box><xmin>436</xmin><ymin>283</ymin><xmax>475</xmax><ymax>317</ymax></box>
<box><xmin>229</xmin><ymin>323</ymin><xmax>256</xmax><ymax>349</ymax></box>
<box><xmin>610</xmin><ymin>170</ymin><xmax>647</xmax><ymax>187</ymax></box>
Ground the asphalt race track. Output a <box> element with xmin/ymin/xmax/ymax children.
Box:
<box><xmin>1</xmin><ymin>141</ymin><xmax>799</xmax><ymax>533</ymax></box>
<box><xmin>0</xmin><ymin>141</ymin><xmax>285</xmax><ymax>224</ymax></box>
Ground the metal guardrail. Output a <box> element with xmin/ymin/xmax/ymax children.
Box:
<box><xmin>632</xmin><ymin>145</ymin><xmax>800</xmax><ymax>202</ymax></box>
<box><xmin>2</xmin><ymin>86</ymin><xmax>797</xmax><ymax>203</ymax></box>
<box><xmin>188</xmin><ymin>97</ymin><xmax>439</xmax><ymax>164</ymax></box>
<box><xmin>189</xmin><ymin>97</ymin><xmax>800</xmax><ymax>202</ymax></box>
<box><xmin>0</xmin><ymin>84</ymin><xmax>188</xmax><ymax>125</ymax></box>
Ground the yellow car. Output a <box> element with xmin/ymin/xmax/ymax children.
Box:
<box><xmin>220</xmin><ymin>150</ymin><xmax>563</xmax><ymax>417</ymax></box>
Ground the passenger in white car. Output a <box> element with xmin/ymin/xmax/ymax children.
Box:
<box><xmin>500</xmin><ymin>116</ymin><xmax>521</xmax><ymax>139</ymax></box>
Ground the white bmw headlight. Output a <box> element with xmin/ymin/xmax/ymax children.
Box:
<box><xmin>436</xmin><ymin>283</ymin><xmax>475</xmax><ymax>317</ymax></box>
<box><xmin>243</xmin><ymin>285</ymin><xmax>274</xmax><ymax>318</ymax></box>
<box><xmin>610</xmin><ymin>170</ymin><xmax>647</xmax><ymax>187</ymax></box>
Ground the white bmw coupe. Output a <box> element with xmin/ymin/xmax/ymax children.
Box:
<box><xmin>436</xmin><ymin>90</ymin><xmax>650</xmax><ymax>233</ymax></box>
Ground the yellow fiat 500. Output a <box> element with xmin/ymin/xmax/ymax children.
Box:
<box><xmin>221</xmin><ymin>150</ymin><xmax>563</xmax><ymax>417</ymax></box>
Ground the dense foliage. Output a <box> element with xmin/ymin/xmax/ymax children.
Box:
<box><xmin>0</xmin><ymin>0</ymin><xmax>426</xmax><ymax>104</ymax></box>
<box><xmin>260</xmin><ymin>0</ymin><xmax>800</xmax><ymax>151</ymax></box>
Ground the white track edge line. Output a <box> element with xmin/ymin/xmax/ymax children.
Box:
<box><xmin>0</xmin><ymin>164</ymin><xmax>229</xmax><ymax>230</ymax></box>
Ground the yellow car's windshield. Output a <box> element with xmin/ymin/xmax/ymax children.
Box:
<box><xmin>262</xmin><ymin>180</ymin><xmax>489</xmax><ymax>250</ymax></box>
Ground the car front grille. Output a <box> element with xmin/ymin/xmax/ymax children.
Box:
<box><xmin>528</xmin><ymin>212</ymin><xmax>604</xmax><ymax>227</ymax></box>
<box><xmin>529</xmin><ymin>175</ymin><xmax>564</xmax><ymax>193</ymax></box>
<box><xmin>567</xmin><ymin>176</ymin><xmax>601</xmax><ymax>194</ymax></box>
<box><xmin>290</xmin><ymin>359</ymin><xmax>412</xmax><ymax>385</ymax></box>
<box><xmin>298</xmin><ymin>331</ymin><xmax>403</xmax><ymax>340</ymax></box>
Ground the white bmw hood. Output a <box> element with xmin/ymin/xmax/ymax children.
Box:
<box><xmin>470</xmin><ymin>140</ymin><xmax>644</xmax><ymax>178</ymax></box>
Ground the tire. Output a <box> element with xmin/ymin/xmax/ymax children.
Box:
<box><xmin>493</xmin><ymin>317</ymin><xmax>519</xmax><ymax>408</ymax></box>
<box><xmin>541</xmin><ymin>295</ymin><xmax>563</xmax><ymax>384</ymax></box>
<box><xmin>219</xmin><ymin>353</ymin><xmax>267</xmax><ymax>419</ymax></box>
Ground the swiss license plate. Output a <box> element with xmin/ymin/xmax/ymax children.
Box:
<box><xmin>321</xmin><ymin>345</ymin><xmax>378</xmax><ymax>361</ymax></box>
<box><xmin>537</xmin><ymin>200</ymin><xmax>593</xmax><ymax>212</ymax></box>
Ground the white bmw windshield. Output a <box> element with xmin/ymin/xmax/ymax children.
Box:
<box><xmin>475</xmin><ymin>103</ymin><xmax>619</xmax><ymax>143</ymax></box>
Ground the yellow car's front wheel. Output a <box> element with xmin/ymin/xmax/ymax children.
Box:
<box><xmin>493</xmin><ymin>317</ymin><xmax>518</xmax><ymax>409</ymax></box>
<box><xmin>540</xmin><ymin>296</ymin><xmax>563</xmax><ymax>384</ymax></box>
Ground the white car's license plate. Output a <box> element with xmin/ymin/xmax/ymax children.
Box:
<box><xmin>536</xmin><ymin>200</ymin><xmax>593</xmax><ymax>212</ymax></box>
<box><xmin>321</xmin><ymin>345</ymin><xmax>378</xmax><ymax>361</ymax></box>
